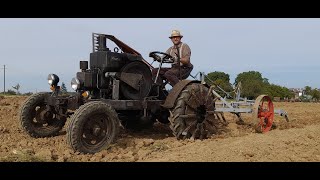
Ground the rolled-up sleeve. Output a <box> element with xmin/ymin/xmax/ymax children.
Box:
<box><xmin>182</xmin><ymin>44</ymin><xmax>191</xmax><ymax>63</ymax></box>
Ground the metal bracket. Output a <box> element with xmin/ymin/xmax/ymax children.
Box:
<box><xmin>112</xmin><ymin>79</ymin><xmax>120</xmax><ymax>100</ymax></box>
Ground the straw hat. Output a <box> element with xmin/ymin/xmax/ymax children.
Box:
<box><xmin>169</xmin><ymin>30</ymin><xmax>183</xmax><ymax>39</ymax></box>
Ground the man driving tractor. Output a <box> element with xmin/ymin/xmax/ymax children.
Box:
<box><xmin>152</xmin><ymin>30</ymin><xmax>194</xmax><ymax>86</ymax></box>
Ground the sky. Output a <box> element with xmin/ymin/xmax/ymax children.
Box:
<box><xmin>0</xmin><ymin>18</ymin><xmax>320</xmax><ymax>93</ymax></box>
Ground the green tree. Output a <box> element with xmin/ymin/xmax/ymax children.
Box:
<box><xmin>304</xmin><ymin>86</ymin><xmax>312</xmax><ymax>95</ymax></box>
<box><xmin>205</xmin><ymin>71</ymin><xmax>233</xmax><ymax>93</ymax></box>
<box><xmin>263</xmin><ymin>84</ymin><xmax>294</xmax><ymax>99</ymax></box>
<box><xmin>61</xmin><ymin>82</ymin><xmax>68</xmax><ymax>94</ymax></box>
<box><xmin>12</xmin><ymin>83</ymin><xmax>20</xmax><ymax>95</ymax></box>
<box><xmin>311</xmin><ymin>89</ymin><xmax>320</xmax><ymax>101</ymax></box>
<box><xmin>234</xmin><ymin>71</ymin><xmax>266</xmax><ymax>99</ymax></box>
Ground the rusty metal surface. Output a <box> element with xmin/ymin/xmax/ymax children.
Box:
<box><xmin>161</xmin><ymin>80</ymin><xmax>200</xmax><ymax>109</ymax></box>
<box><xmin>104</xmin><ymin>34</ymin><xmax>141</xmax><ymax>56</ymax></box>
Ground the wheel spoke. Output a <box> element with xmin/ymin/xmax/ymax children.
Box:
<box><xmin>199</xmin><ymin>123</ymin><xmax>205</xmax><ymax>140</ymax></box>
<box><xmin>204</xmin><ymin>86</ymin><xmax>214</xmax><ymax>107</ymax></box>
<box><xmin>190</xmin><ymin>90</ymin><xmax>202</xmax><ymax>107</ymax></box>
<box><xmin>190</xmin><ymin>127</ymin><xmax>199</xmax><ymax>140</ymax></box>
<box><xmin>199</xmin><ymin>84</ymin><xmax>205</xmax><ymax>105</ymax></box>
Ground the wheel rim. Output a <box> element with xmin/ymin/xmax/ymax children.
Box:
<box><xmin>32</xmin><ymin>104</ymin><xmax>58</xmax><ymax>129</ymax></box>
<box><xmin>80</xmin><ymin>113</ymin><xmax>112</xmax><ymax>148</ymax></box>
<box><xmin>253</xmin><ymin>95</ymin><xmax>274</xmax><ymax>133</ymax></box>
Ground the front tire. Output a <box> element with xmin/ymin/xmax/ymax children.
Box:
<box><xmin>20</xmin><ymin>92</ymin><xmax>66</xmax><ymax>138</ymax></box>
<box><xmin>66</xmin><ymin>101</ymin><xmax>120</xmax><ymax>154</ymax></box>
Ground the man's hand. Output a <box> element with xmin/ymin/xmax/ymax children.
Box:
<box><xmin>172</xmin><ymin>61</ymin><xmax>179</xmax><ymax>67</ymax></box>
<box><xmin>149</xmin><ymin>53</ymin><xmax>161</xmax><ymax>62</ymax></box>
<box><xmin>170</xmin><ymin>56</ymin><xmax>177</xmax><ymax>62</ymax></box>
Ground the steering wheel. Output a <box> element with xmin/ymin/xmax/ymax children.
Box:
<box><xmin>149</xmin><ymin>51</ymin><xmax>174</xmax><ymax>63</ymax></box>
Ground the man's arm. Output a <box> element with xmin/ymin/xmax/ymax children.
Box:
<box><xmin>165</xmin><ymin>47</ymin><xmax>172</xmax><ymax>56</ymax></box>
<box><xmin>180</xmin><ymin>44</ymin><xmax>191</xmax><ymax>65</ymax></box>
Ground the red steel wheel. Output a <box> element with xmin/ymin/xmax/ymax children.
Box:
<box><xmin>252</xmin><ymin>95</ymin><xmax>274</xmax><ymax>133</ymax></box>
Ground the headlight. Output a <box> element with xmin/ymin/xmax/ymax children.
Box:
<box><xmin>71</xmin><ymin>77</ymin><xmax>80</xmax><ymax>91</ymax></box>
<box><xmin>47</xmin><ymin>74</ymin><xmax>60</xmax><ymax>86</ymax></box>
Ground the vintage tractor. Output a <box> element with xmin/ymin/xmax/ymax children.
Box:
<box><xmin>19</xmin><ymin>33</ymin><xmax>288</xmax><ymax>154</ymax></box>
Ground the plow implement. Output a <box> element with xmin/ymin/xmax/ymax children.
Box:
<box><xmin>189</xmin><ymin>72</ymin><xmax>289</xmax><ymax>133</ymax></box>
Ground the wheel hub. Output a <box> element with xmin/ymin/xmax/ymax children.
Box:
<box><xmin>92</xmin><ymin>124</ymin><xmax>102</xmax><ymax>136</ymax></box>
<box><xmin>196</xmin><ymin>105</ymin><xmax>206</xmax><ymax>123</ymax></box>
<box><xmin>36</xmin><ymin>107</ymin><xmax>53</xmax><ymax>124</ymax></box>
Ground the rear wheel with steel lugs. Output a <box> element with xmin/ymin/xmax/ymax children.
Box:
<box><xmin>169</xmin><ymin>83</ymin><xmax>227</xmax><ymax>140</ymax></box>
<box><xmin>67</xmin><ymin>101</ymin><xmax>120</xmax><ymax>154</ymax></box>
<box><xmin>20</xmin><ymin>92</ymin><xmax>66</xmax><ymax>138</ymax></box>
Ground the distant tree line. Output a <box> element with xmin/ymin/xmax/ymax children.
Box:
<box><xmin>205</xmin><ymin>71</ymin><xmax>295</xmax><ymax>100</ymax></box>
<box><xmin>301</xmin><ymin>85</ymin><xmax>320</xmax><ymax>101</ymax></box>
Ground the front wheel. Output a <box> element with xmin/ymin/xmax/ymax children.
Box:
<box><xmin>66</xmin><ymin>101</ymin><xmax>120</xmax><ymax>154</ymax></box>
<box><xmin>20</xmin><ymin>92</ymin><xmax>66</xmax><ymax>138</ymax></box>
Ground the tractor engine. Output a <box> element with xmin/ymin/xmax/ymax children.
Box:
<box><xmin>72</xmin><ymin>33</ymin><xmax>153</xmax><ymax>100</ymax></box>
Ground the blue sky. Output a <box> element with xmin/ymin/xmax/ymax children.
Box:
<box><xmin>0</xmin><ymin>18</ymin><xmax>320</xmax><ymax>93</ymax></box>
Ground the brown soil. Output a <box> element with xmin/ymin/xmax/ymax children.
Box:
<box><xmin>0</xmin><ymin>96</ymin><xmax>319</xmax><ymax>162</ymax></box>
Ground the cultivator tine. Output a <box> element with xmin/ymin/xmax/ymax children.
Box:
<box><xmin>274</xmin><ymin>109</ymin><xmax>290</xmax><ymax>122</ymax></box>
<box><xmin>219</xmin><ymin>112</ymin><xmax>227</xmax><ymax>124</ymax></box>
<box><xmin>284</xmin><ymin>115</ymin><xmax>289</xmax><ymax>122</ymax></box>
